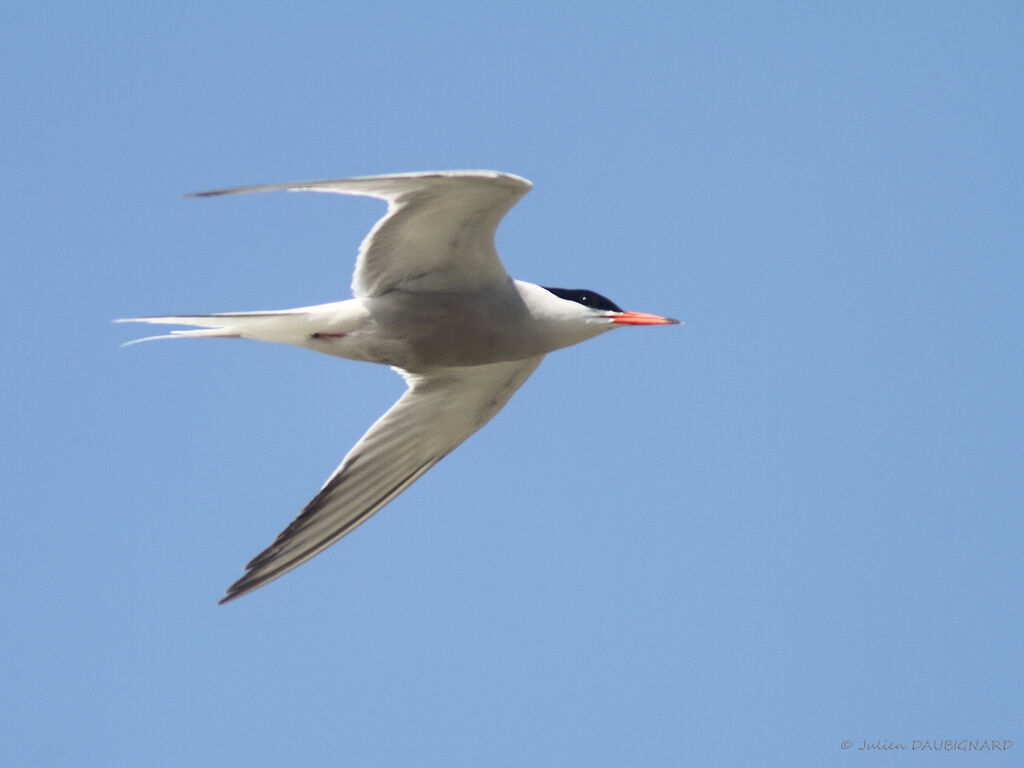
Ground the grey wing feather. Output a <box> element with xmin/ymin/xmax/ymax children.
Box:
<box><xmin>220</xmin><ymin>355</ymin><xmax>543</xmax><ymax>603</ymax></box>
<box><xmin>190</xmin><ymin>170</ymin><xmax>533</xmax><ymax>298</ymax></box>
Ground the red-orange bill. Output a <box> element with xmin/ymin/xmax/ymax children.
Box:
<box><xmin>609</xmin><ymin>311</ymin><xmax>681</xmax><ymax>326</ymax></box>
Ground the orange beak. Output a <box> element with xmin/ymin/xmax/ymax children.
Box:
<box><xmin>608</xmin><ymin>311</ymin><xmax>681</xmax><ymax>326</ymax></box>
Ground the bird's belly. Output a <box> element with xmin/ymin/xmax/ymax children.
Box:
<box><xmin>317</xmin><ymin>298</ymin><xmax>539</xmax><ymax>370</ymax></box>
<box><xmin>307</xmin><ymin>326</ymin><xmax>537</xmax><ymax>369</ymax></box>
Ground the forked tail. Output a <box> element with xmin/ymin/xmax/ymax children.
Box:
<box><xmin>115</xmin><ymin>309</ymin><xmax>314</xmax><ymax>346</ymax></box>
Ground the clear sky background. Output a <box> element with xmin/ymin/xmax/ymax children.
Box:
<box><xmin>3</xmin><ymin>2</ymin><xmax>1021</xmax><ymax>766</ymax></box>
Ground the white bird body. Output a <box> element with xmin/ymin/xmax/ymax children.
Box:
<box><xmin>120</xmin><ymin>171</ymin><xmax>678</xmax><ymax>602</ymax></box>
<box><xmin>134</xmin><ymin>280</ymin><xmax>611</xmax><ymax>369</ymax></box>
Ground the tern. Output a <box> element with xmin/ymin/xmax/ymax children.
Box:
<box><xmin>120</xmin><ymin>171</ymin><xmax>679</xmax><ymax>603</ymax></box>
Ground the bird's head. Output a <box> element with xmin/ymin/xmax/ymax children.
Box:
<box><xmin>542</xmin><ymin>286</ymin><xmax>681</xmax><ymax>327</ymax></box>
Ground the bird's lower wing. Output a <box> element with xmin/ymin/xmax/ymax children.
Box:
<box><xmin>220</xmin><ymin>355</ymin><xmax>544</xmax><ymax>603</ymax></box>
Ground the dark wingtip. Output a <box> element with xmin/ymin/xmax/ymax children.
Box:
<box><xmin>217</xmin><ymin>567</ymin><xmax>262</xmax><ymax>604</ymax></box>
<box><xmin>218</xmin><ymin>583</ymin><xmax>247</xmax><ymax>605</ymax></box>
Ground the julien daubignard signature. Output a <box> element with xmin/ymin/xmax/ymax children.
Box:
<box><xmin>842</xmin><ymin>738</ymin><xmax>1014</xmax><ymax>752</ymax></box>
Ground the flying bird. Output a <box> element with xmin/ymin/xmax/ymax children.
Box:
<box><xmin>120</xmin><ymin>171</ymin><xmax>679</xmax><ymax>603</ymax></box>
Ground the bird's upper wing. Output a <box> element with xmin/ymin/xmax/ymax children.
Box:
<box><xmin>191</xmin><ymin>170</ymin><xmax>533</xmax><ymax>298</ymax></box>
<box><xmin>220</xmin><ymin>355</ymin><xmax>544</xmax><ymax>603</ymax></box>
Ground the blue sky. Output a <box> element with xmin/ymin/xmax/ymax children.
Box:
<box><xmin>3</xmin><ymin>2</ymin><xmax>1021</xmax><ymax>765</ymax></box>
